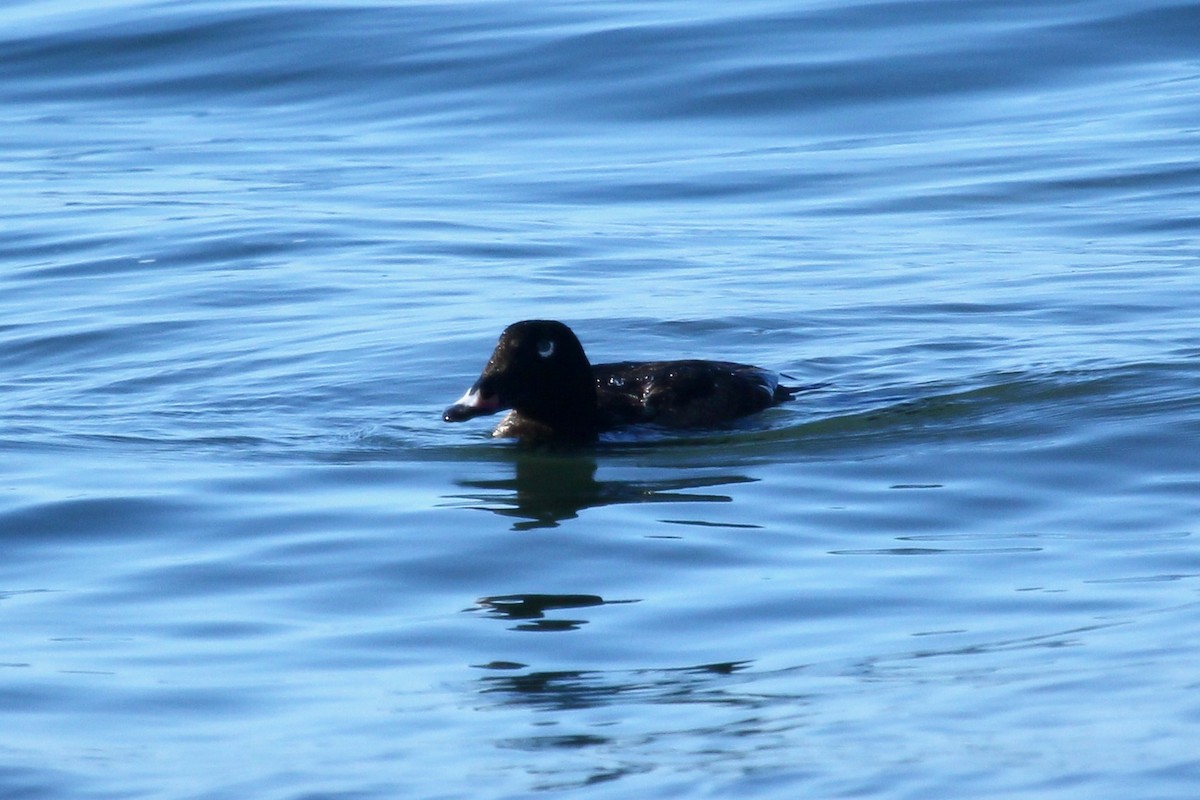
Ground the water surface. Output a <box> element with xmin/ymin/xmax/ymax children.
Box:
<box><xmin>2</xmin><ymin>0</ymin><xmax>1199</xmax><ymax>797</ymax></box>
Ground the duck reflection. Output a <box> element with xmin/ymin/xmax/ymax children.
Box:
<box><xmin>471</xmin><ymin>593</ymin><xmax>639</xmax><ymax>632</ymax></box>
<box><xmin>472</xmin><ymin>660</ymin><xmax>755</xmax><ymax>712</ymax></box>
<box><xmin>448</xmin><ymin>451</ymin><xmax>756</xmax><ymax>531</ymax></box>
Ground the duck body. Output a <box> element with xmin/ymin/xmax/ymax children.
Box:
<box><xmin>443</xmin><ymin>320</ymin><xmax>804</xmax><ymax>444</ymax></box>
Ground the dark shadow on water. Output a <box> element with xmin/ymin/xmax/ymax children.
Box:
<box><xmin>469</xmin><ymin>593</ymin><xmax>641</xmax><ymax>632</ymax></box>
<box><xmin>466</xmin><ymin>660</ymin><xmax>805</xmax><ymax>793</ymax></box>
<box><xmin>466</xmin><ymin>616</ymin><xmax>1137</xmax><ymax>717</ymax></box>
<box><xmin>473</xmin><ymin>660</ymin><xmax>757</xmax><ymax>712</ymax></box>
<box><xmin>445</xmin><ymin>451</ymin><xmax>756</xmax><ymax>531</ymax></box>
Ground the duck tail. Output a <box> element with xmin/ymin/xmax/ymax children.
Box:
<box><xmin>774</xmin><ymin>379</ymin><xmax>831</xmax><ymax>402</ymax></box>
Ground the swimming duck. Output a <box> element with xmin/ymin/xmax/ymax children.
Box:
<box><xmin>443</xmin><ymin>320</ymin><xmax>805</xmax><ymax>443</ymax></box>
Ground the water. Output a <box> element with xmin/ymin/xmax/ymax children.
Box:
<box><xmin>2</xmin><ymin>0</ymin><xmax>1199</xmax><ymax>797</ymax></box>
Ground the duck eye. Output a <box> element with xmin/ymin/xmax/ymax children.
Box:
<box><xmin>536</xmin><ymin>338</ymin><xmax>555</xmax><ymax>359</ymax></box>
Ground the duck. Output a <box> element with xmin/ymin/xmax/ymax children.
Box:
<box><xmin>443</xmin><ymin>320</ymin><xmax>810</xmax><ymax>444</ymax></box>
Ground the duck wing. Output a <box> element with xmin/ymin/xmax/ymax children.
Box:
<box><xmin>593</xmin><ymin>360</ymin><xmax>791</xmax><ymax>429</ymax></box>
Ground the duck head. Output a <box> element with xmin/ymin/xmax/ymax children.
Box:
<box><xmin>443</xmin><ymin>320</ymin><xmax>600</xmax><ymax>441</ymax></box>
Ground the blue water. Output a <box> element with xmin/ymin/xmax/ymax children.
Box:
<box><xmin>2</xmin><ymin>1</ymin><xmax>1199</xmax><ymax>797</ymax></box>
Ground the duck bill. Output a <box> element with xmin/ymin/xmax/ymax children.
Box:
<box><xmin>443</xmin><ymin>384</ymin><xmax>506</xmax><ymax>422</ymax></box>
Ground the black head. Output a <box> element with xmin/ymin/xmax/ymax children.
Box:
<box><xmin>443</xmin><ymin>320</ymin><xmax>599</xmax><ymax>441</ymax></box>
